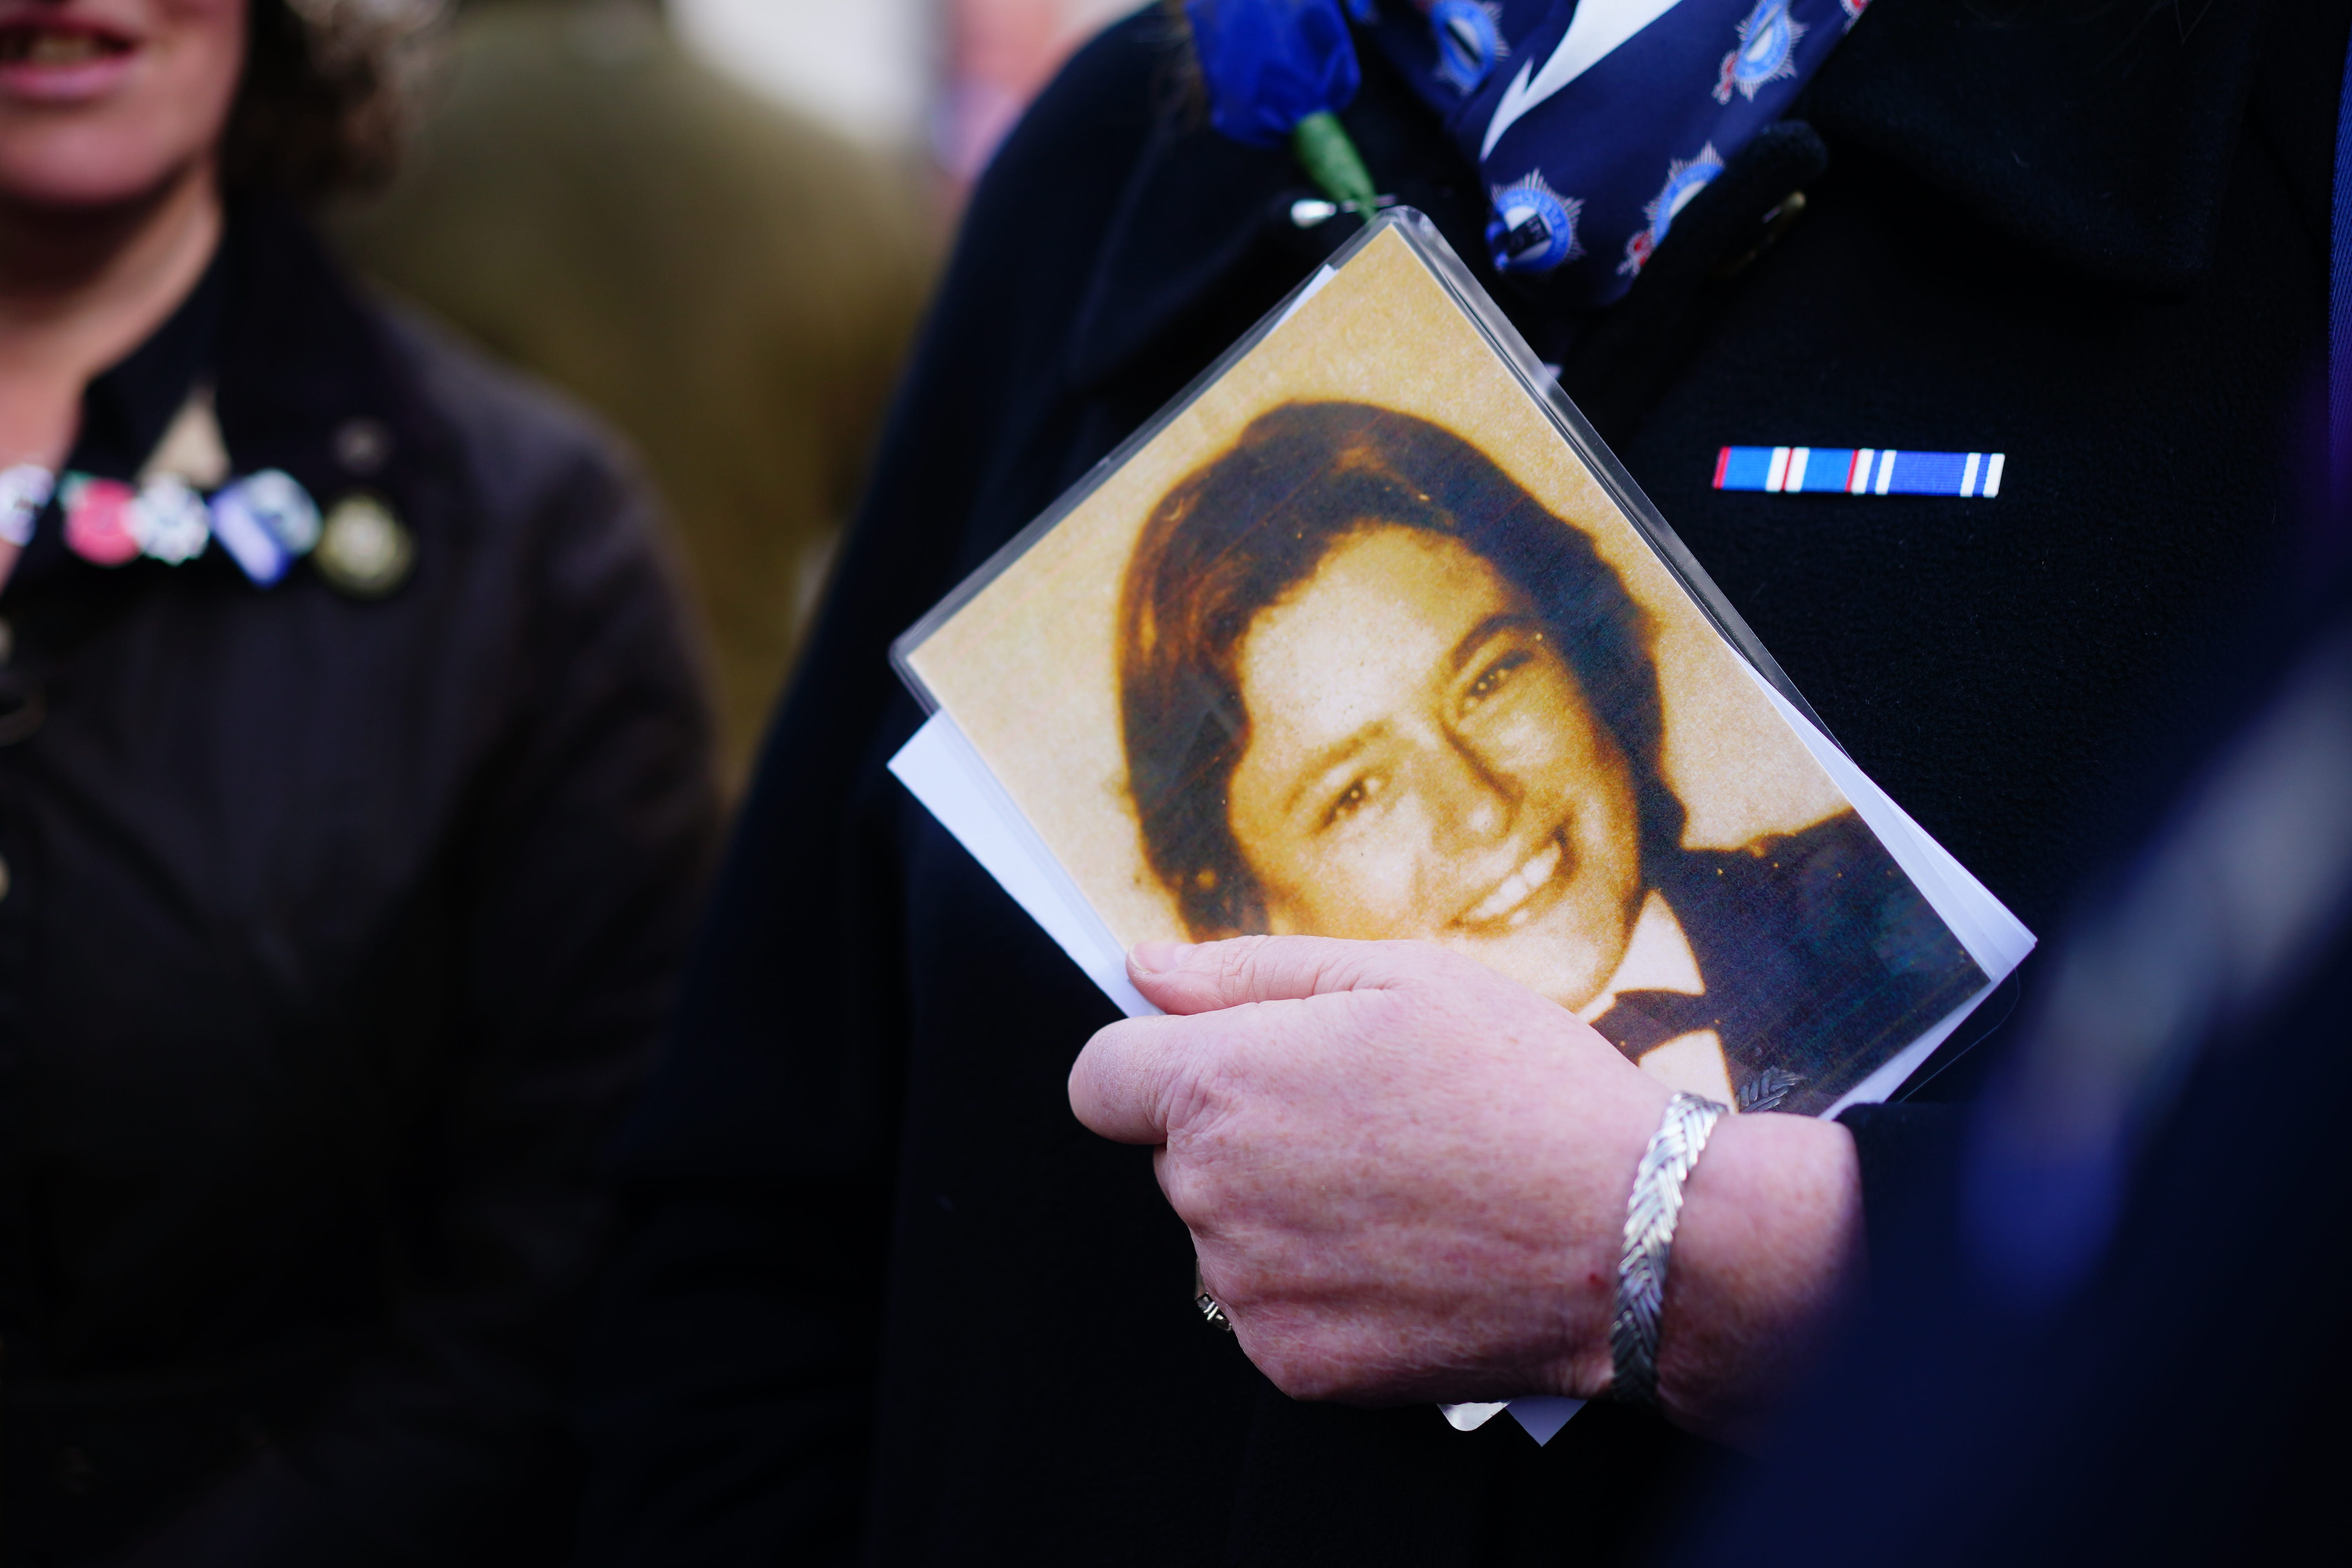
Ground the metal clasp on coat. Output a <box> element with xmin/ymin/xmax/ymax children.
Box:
<box><xmin>1712</xmin><ymin>189</ymin><xmax>1808</xmax><ymax>279</ymax></box>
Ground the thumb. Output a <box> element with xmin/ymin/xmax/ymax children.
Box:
<box><xmin>1126</xmin><ymin>933</ymin><xmax>1394</xmax><ymax>1016</ymax></box>
<box><xmin>1068</xmin><ymin>1016</ymin><xmax>1194</xmax><ymax>1145</ymax></box>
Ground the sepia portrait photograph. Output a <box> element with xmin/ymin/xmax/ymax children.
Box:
<box><xmin>903</xmin><ymin>224</ymin><xmax>1987</xmax><ymax>1117</ymax></box>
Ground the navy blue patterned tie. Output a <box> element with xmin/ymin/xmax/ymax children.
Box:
<box><xmin>1355</xmin><ymin>0</ymin><xmax>1861</xmax><ymax>305</ymax></box>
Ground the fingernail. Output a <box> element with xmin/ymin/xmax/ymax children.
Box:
<box><xmin>1129</xmin><ymin>941</ymin><xmax>1195</xmax><ymax>974</ymax></box>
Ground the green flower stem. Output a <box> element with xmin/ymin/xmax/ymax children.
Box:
<box><xmin>1291</xmin><ymin>110</ymin><xmax>1379</xmax><ymax>216</ymax></box>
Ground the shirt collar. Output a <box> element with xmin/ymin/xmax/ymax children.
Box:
<box><xmin>1575</xmin><ymin>888</ymin><xmax>1707</xmax><ymax>1022</ymax></box>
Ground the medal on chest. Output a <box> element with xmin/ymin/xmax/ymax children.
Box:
<box><xmin>34</xmin><ymin>387</ymin><xmax>412</xmax><ymax>595</ymax></box>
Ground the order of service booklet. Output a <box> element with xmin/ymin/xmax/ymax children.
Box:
<box><xmin>885</xmin><ymin>210</ymin><xmax>2033</xmax><ymax>1441</ymax></box>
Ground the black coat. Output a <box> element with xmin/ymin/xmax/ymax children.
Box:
<box><xmin>0</xmin><ymin>205</ymin><xmax>718</xmax><ymax>1565</ymax></box>
<box><xmin>584</xmin><ymin>2</ymin><xmax>2347</xmax><ymax>1564</ymax></box>
<box><xmin>1672</xmin><ymin>590</ymin><xmax>2352</xmax><ymax>1568</ymax></box>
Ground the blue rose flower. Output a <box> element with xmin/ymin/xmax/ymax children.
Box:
<box><xmin>1185</xmin><ymin>0</ymin><xmax>1362</xmax><ymax>148</ymax></box>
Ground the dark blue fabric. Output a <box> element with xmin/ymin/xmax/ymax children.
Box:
<box><xmin>1188</xmin><ymin>0</ymin><xmax>1362</xmax><ymax>146</ymax></box>
<box><xmin>1672</xmin><ymin>592</ymin><xmax>2352</xmax><ymax>1568</ymax></box>
<box><xmin>1358</xmin><ymin>0</ymin><xmax>1853</xmax><ymax>298</ymax></box>
<box><xmin>2335</xmin><ymin>31</ymin><xmax>2352</xmax><ymax>490</ymax></box>
<box><xmin>1592</xmin><ymin>814</ymin><xmax>1985</xmax><ymax>1115</ymax></box>
<box><xmin>1656</xmin><ymin>808</ymin><xmax>1985</xmax><ymax>1114</ymax></box>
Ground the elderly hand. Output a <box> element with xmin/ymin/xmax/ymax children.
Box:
<box><xmin>1068</xmin><ymin>935</ymin><xmax>1863</xmax><ymax>1443</ymax></box>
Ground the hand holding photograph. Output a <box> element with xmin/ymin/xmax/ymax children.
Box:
<box><xmin>891</xmin><ymin>211</ymin><xmax>2030</xmax><ymax>1123</ymax></box>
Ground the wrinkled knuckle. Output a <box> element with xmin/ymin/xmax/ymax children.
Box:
<box><xmin>1160</xmin><ymin>1154</ymin><xmax>1232</xmax><ymax>1228</ymax></box>
<box><xmin>1160</xmin><ymin>1052</ymin><xmax>1225</xmax><ymax>1138</ymax></box>
<box><xmin>1199</xmin><ymin>1251</ymin><xmax>1260</xmax><ymax>1310</ymax></box>
<box><xmin>1325</xmin><ymin>941</ymin><xmax>1380</xmax><ymax>993</ymax></box>
<box><xmin>1215</xmin><ymin>935</ymin><xmax>1270</xmax><ymax>992</ymax></box>
<box><xmin>1163</xmin><ymin>1089</ymin><xmax>1254</xmax><ymax>1207</ymax></box>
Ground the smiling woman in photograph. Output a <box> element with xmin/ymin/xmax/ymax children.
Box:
<box><xmin>1118</xmin><ymin>401</ymin><xmax>1983</xmax><ymax>1113</ymax></box>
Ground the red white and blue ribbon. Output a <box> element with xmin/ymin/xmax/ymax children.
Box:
<box><xmin>1713</xmin><ymin>445</ymin><xmax>2006</xmax><ymax>498</ymax></box>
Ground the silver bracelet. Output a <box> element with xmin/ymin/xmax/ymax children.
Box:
<box><xmin>1610</xmin><ymin>1091</ymin><xmax>1729</xmax><ymax>1409</ymax></box>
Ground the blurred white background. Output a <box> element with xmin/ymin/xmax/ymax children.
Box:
<box><xmin>671</xmin><ymin>0</ymin><xmax>932</xmax><ymax>145</ymax></box>
<box><xmin>672</xmin><ymin>0</ymin><xmax>1139</xmax><ymax>181</ymax></box>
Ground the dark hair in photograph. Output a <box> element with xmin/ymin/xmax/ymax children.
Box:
<box><xmin>226</xmin><ymin>0</ymin><xmax>443</xmax><ymax>200</ymax></box>
<box><xmin>1118</xmin><ymin>400</ymin><xmax>1682</xmax><ymax>938</ymax></box>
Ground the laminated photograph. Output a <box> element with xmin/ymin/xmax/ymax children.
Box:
<box><xmin>890</xmin><ymin>211</ymin><xmax>2030</xmax><ymax>1375</ymax></box>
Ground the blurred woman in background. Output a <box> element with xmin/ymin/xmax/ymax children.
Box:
<box><xmin>0</xmin><ymin>0</ymin><xmax>715</xmax><ymax>1561</ymax></box>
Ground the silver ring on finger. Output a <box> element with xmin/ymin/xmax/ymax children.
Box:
<box><xmin>1192</xmin><ymin>1264</ymin><xmax>1234</xmax><ymax>1332</ymax></box>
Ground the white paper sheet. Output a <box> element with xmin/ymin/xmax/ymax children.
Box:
<box><xmin>889</xmin><ymin>710</ymin><xmax>1159</xmax><ymax>1019</ymax></box>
